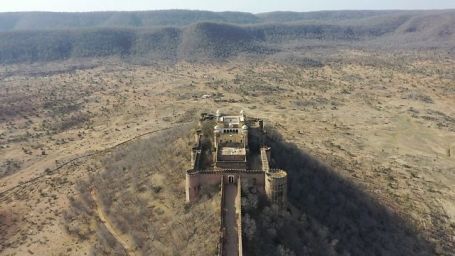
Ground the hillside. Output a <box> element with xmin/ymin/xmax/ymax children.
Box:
<box><xmin>0</xmin><ymin>10</ymin><xmax>259</xmax><ymax>31</ymax></box>
<box><xmin>1</xmin><ymin>51</ymin><xmax>454</xmax><ymax>255</ymax></box>
<box><xmin>0</xmin><ymin>10</ymin><xmax>452</xmax><ymax>31</ymax></box>
<box><xmin>0</xmin><ymin>10</ymin><xmax>454</xmax><ymax>64</ymax></box>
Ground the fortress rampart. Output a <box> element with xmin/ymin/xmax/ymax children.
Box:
<box><xmin>185</xmin><ymin>169</ymin><xmax>266</xmax><ymax>202</ymax></box>
<box><xmin>265</xmin><ymin>169</ymin><xmax>288</xmax><ymax>208</ymax></box>
<box><xmin>236</xmin><ymin>176</ymin><xmax>243</xmax><ymax>256</ymax></box>
<box><xmin>184</xmin><ymin>110</ymin><xmax>288</xmax><ymax>256</ymax></box>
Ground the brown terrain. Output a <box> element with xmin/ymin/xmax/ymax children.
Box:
<box><xmin>0</xmin><ymin>46</ymin><xmax>454</xmax><ymax>255</ymax></box>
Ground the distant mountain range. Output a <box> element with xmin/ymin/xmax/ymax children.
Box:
<box><xmin>0</xmin><ymin>10</ymin><xmax>453</xmax><ymax>63</ymax></box>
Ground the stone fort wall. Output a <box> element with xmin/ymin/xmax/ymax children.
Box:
<box><xmin>186</xmin><ymin>170</ymin><xmax>265</xmax><ymax>203</ymax></box>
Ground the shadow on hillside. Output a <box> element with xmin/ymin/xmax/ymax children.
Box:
<box><xmin>265</xmin><ymin>129</ymin><xmax>435</xmax><ymax>256</ymax></box>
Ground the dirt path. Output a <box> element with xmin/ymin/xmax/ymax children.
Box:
<box><xmin>223</xmin><ymin>183</ymin><xmax>239</xmax><ymax>256</ymax></box>
<box><xmin>91</xmin><ymin>189</ymin><xmax>136</xmax><ymax>256</ymax></box>
<box><xmin>0</xmin><ymin>122</ymin><xmax>191</xmax><ymax>200</ymax></box>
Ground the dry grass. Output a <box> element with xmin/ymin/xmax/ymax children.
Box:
<box><xmin>0</xmin><ymin>49</ymin><xmax>454</xmax><ymax>255</ymax></box>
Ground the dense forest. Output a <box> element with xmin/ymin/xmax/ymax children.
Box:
<box><xmin>0</xmin><ymin>9</ymin><xmax>453</xmax><ymax>63</ymax></box>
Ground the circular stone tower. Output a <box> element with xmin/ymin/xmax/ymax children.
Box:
<box><xmin>265</xmin><ymin>169</ymin><xmax>287</xmax><ymax>208</ymax></box>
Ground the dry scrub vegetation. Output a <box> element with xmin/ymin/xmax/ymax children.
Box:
<box><xmin>64</xmin><ymin>126</ymin><xmax>221</xmax><ymax>256</ymax></box>
<box><xmin>242</xmin><ymin>129</ymin><xmax>436</xmax><ymax>256</ymax></box>
<box><xmin>0</xmin><ymin>48</ymin><xmax>454</xmax><ymax>255</ymax></box>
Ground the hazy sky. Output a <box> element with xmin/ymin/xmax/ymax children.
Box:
<box><xmin>1</xmin><ymin>0</ymin><xmax>454</xmax><ymax>13</ymax></box>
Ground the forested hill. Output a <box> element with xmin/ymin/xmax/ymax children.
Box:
<box><xmin>0</xmin><ymin>10</ymin><xmax>259</xmax><ymax>31</ymax></box>
<box><xmin>0</xmin><ymin>9</ymin><xmax>453</xmax><ymax>63</ymax></box>
<box><xmin>0</xmin><ymin>10</ymin><xmax>452</xmax><ymax>31</ymax></box>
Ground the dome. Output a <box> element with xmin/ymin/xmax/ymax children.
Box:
<box><xmin>216</xmin><ymin>109</ymin><xmax>221</xmax><ymax>117</ymax></box>
<box><xmin>214</xmin><ymin>125</ymin><xmax>221</xmax><ymax>133</ymax></box>
<box><xmin>242</xmin><ymin>124</ymin><xmax>248</xmax><ymax>130</ymax></box>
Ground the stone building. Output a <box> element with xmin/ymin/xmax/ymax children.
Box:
<box><xmin>185</xmin><ymin>110</ymin><xmax>288</xmax><ymax>255</ymax></box>
<box><xmin>185</xmin><ymin>110</ymin><xmax>287</xmax><ymax>207</ymax></box>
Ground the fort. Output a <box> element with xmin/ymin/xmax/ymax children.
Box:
<box><xmin>185</xmin><ymin>110</ymin><xmax>288</xmax><ymax>256</ymax></box>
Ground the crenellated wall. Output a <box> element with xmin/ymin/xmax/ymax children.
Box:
<box><xmin>191</xmin><ymin>131</ymin><xmax>203</xmax><ymax>170</ymax></box>
<box><xmin>236</xmin><ymin>176</ymin><xmax>243</xmax><ymax>256</ymax></box>
<box><xmin>186</xmin><ymin>112</ymin><xmax>288</xmax><ymax>255</ymax></box>
<box><xmin>185</xmin><ymin>170</ymin><xmax>266</xmax><ymax>203</ymax></box>
<box><xmin>186</xmin><ymin>170</ymin><xmax>224</xmax><ymax>202</ymax></box>
<box><xmin>215</xmin><ymin>160</ymin><xmax>247</xmax><ymax>169</ymax></box>
<box><xmin>218</xmin><ymin>180</ymin><xmax>226</xmax><ymax>256</ymax></box>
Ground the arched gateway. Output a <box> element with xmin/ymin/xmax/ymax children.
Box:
<box><xmin>184</xmin><ymin>110</ymin><xmax>288</xmax><ymax>256</ymax></box>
